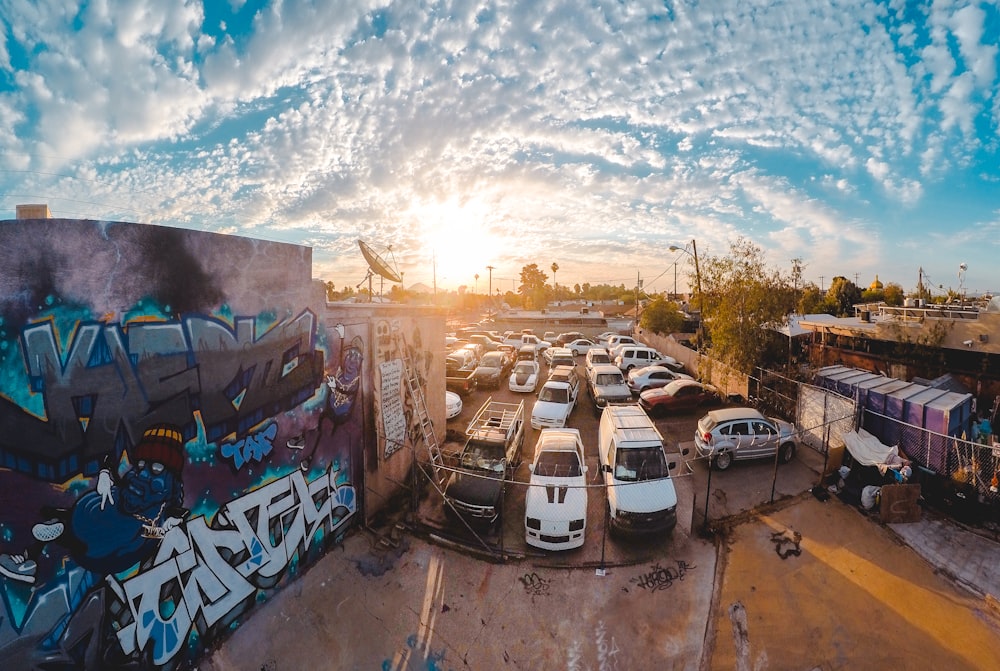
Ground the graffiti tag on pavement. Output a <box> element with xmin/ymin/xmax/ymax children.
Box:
<box><xmin>520</xmin><ymin>572</ymin><xmax>550</xmax><ymax>599</ymax></box>
<box><xmin>630</xmin><ymin>560</ymin><xmax>696</xmax><ymax>593</ymax></box>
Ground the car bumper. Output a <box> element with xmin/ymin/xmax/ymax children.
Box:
<box><xmin>610</xmin><ymin>507</ymin><xmax>677</xmax><ymax>535</ymax></box>
<box><xmin>531</xmin><ymin>417</ymin><xmax>567</xmax><ymax>430</ymax></box>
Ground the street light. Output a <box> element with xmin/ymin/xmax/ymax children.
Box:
<box><xmin>669</xmin><ymin>240</ymin><xmax>703</xmax><ymax>343</ymax></box>
<box><xmin>670</xmin><ymin>239</ymin><xmax>709</xmax><ymax>529</ymax></box>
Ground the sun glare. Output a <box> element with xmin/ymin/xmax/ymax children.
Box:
<box><xmin>408</xmin><ymin>197</ymin><xmax>505</xmax><ymax>291</ymax></box>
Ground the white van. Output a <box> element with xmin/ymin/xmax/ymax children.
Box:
<box><xmin>614</xmin><ymin>346</ymin><xmax>667</xmax><ymax>372</ymax></box>
<box><xmin>598</xmin><ymin>405</ymin><xmax>681</xmax><ymax>536</ymax></box>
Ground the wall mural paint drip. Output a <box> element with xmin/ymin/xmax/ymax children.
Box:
<box><xmin>0</xmin><ymin>219</ymin><xmax>361</xmax><ymax>669</ymax></box>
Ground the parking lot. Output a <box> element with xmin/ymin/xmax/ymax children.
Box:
<box><xmin>427</xmin><ymin>354</ymin><xmax>828</xmax><ymax>565</ymax></box>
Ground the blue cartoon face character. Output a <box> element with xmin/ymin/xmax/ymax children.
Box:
<box><xmin>329</xmin><ymin>337</ymin><xmax>364</xmax><ymax>424</ymax></box>
<box><xmin>119</xmin><ymin>459</ymin><xmax>181</xmax><ymax>518</ymax></box>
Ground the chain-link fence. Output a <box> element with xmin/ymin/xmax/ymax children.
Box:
<box><xmin>859</xmin><ymin>408</ymin><xmax>1000</xmax><ymax>516</ymax></box>
<box><xmin>399</xmin><ymin>368</ymin><xmax>997</xmax><ymax>564</ymax></box>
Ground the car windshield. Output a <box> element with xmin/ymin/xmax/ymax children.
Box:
<box><xmin>596</xmin><ymin>373</ymin><xmax>623</xmax><ymax>385</ymax></box>
<box><xmin>534</xmin><ymin>450</ymin><xmax>582</xmax><ymax>477</ymax></box>
<box><xmin>614</xmin><ymin>447</ymin><xmax>668</xmax><ymax>482</ymax></box>
<box><xmin>538</xmin><ymin>387</ymin><xmax>569</xmax><ymax>403</ymax></box>
<box><xmin>514</xmin><ymin>363</ymin><xmax>534</xmax><ymax>374</ymax></box>
<box><xmin>464</xmin><ymin>440</ymin><xmax>506</xmax><ymax>472</ymax></box>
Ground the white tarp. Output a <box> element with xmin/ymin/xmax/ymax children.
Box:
<box><xmin>842</xmin><ymin>428</ymin><xmax>910</xmax><ymax>477</ymax></box>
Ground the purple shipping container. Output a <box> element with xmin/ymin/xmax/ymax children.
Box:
<box><xmin>901</xmin><ymin>388</ymin><xmax>950</xmax><ymax>471</ymax></box>
<box><xmin>812</xmin><ymin>366</ymin><xmax>975</xmax><ymax>474</ymax></box>
<box><xmin>853</xmin><ymin>375</ymin><xmax>899</xmax><ymax>436</ymax></box>
<box><xmin>923</xmin><ymin>391</ymin><xmax>974</xmax><ymax>474</ymax></box>
<box><xmin>813</xmin><ymin>366</ymin><xmax>857</xmax><ymax>394</ymax></box>
<box><xmin>863</xmin><ymin>379</ymin><xmax>915</xmax><ymax>442</ymax></box>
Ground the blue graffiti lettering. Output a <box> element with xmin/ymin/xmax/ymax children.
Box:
<box><xmin>220</xmin><ymin>423</ymin><xmax>277</xmax><ymax>470</ymax></box>
<box><xmin>8</xmin><ymin>311</ymin><xmax>322</xmax><ymax>481</ymax></box>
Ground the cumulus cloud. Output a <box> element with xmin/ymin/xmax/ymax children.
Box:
<box><xmin>0</xmin><ymin>0</ymin><xmax>997</xmax><ymax>291</ymax></box>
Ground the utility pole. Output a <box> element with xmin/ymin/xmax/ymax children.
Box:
<box><xmin>634</xmin><ymin>272</ymin><xmax>643</xmax><ymax>335</ymax></box>
<box><xmin>487</xmin><ymin>265</ymin><xmax>495</xmax><ymax>314</ymax></box>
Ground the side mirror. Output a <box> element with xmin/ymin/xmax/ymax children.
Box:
<box><xmin>668</xmin><ymin>460</ymin><xmax>678</xmax><ymax>470</ymax></box>
<box><xmin>681</xmin><ymin>447</ymin><xmax>690</xmax><ymax>456</ymax></box>
<box><xmin>601</xmin><ymin>463</ymin><xmax>612</xmax><ymax>474</ymax></box>
<box><xmin>528</xmin><ymin>463</ymin><xmax>535</xmax><ymax>473</ymax></box>
<box><xmin>582</xmin><ymin>465</ymin><xmax>589</xmax><ymax>474</ymax></box>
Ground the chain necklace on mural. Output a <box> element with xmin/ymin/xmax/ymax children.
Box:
<box><xmin>135</xmin><ymin>502</ymin><xmax>167</xmax><ymax>539</ymax></box>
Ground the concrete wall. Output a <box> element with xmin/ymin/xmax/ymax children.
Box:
<box><xmin>0</xmin><ymin>219</ymin><xmax>437</xmax><ymax>668</ymax></box>
<box><xmin>635</xmin><ymin>327</ymin><xmax>750</xmax><ymax>400</ymax></box>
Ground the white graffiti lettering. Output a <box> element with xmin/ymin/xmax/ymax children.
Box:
<box><xmin>114</xmin><ymin>467</ymin><xmax>356</xmax><ymax>665</ymax></box>
<box><xmin>594</xmin><ymin>620</ymin><xmax>620</xmax><ymax>671</ymax></box>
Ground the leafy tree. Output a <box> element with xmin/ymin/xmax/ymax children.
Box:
<box><xmin>824</xmin><ymin>276</ymin><xmax>862</xmax><ymax>316</ymax></box>
<box><xmin>697</xmin><ymin>236</ymin><xmax>797</xmax><ymax>374</ymax></box>
<box><xmin>640</xmin><ymin>296</ymin><xmax>685</xmax><ymax>335</ymax></box>
<box><xmin>797</xmin><ymin>283</ymin><xmax>825</xmax><ymax>314</ymax></box>
<box><xmin>861</xmin><ymin>288</ymin><xmax>884</xmax><ymax>303</ymax></box>
<box><xmin>519</xmin><ymin>263</ymin><xmax>548</xmax><ymax>309</ymax></box>
<box><xmin>884</xmin><ymin>282</ymin><xmax>904</xmax><ymax>306</ymax></box>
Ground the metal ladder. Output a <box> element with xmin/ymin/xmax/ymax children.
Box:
<box><xmin>393</xmin><ymin>329</ymin><xmax>444</xmax><ymax>483</ymax></box>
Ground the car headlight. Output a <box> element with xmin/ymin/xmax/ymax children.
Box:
<box><xmin>526</xmin><ymin>517</ymin><xmax>541</xmax><ymax>530</ymax></box>
<box><xmin>569</xmin><ymin>519</ymin><xmax>584</xmax><ymax>531</ymax></box>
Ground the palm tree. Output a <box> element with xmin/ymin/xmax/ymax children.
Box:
<box><xmin>551</xmin><ymin>262</ymin><xmax>559</xmax><ymax>296</ymax></box>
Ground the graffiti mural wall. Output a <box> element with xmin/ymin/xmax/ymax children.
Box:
<box><xmin>0</xmin><ymin>219</ymin><xmax>361</xmax><ymax>669</ymax></box>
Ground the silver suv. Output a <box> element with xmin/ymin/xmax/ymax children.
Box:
<box><xmin>586</xmin><ymin>364</ymin><xmax>633</xmax><ymax>416</ymax></box>
<box><xmin>694</xmin><ymin>408</ymin><xmax>797</xmax><ymax>470</ymax></box>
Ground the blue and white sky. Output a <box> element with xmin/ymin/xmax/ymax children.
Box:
<box><xmin>1</xmin><ymin>1</ymin><xmax>999</xmax><ymax>296</ymax></box>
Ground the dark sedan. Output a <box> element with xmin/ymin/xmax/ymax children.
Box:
<box><xmin>638</xmin><ymin>379</ymin><xmax>723</xmax><ymax>417</ymax></box>
<box><xmin>473</xmin><ymin>351</ymin><xmax>512</xmax><ymax>389</ymax></box>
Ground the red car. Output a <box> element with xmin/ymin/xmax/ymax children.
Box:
<box><xmin>638</xmin><ymin>379</ymin><xmax>722</xmax><ymax>417</ymax></box>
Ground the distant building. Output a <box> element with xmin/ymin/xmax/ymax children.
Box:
<box><xmin>16</xmin><ymin>203</ymin><xmax>51</xmax><ymax>219</ymax></box>
<box><xmin>798</xmin><ymin>298</ymin><xmax>1000</xmax><ymax>409</ymax></box>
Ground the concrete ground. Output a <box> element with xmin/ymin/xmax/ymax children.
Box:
<box><xmin>709</xmin><ymin>495</ymin><xmax>1000</xmax><ymax>671</ymax></box>
<box><xmin>203</xmin><ymin>486</ymin><xmax>1000</xmax><ymax>671</ymax></box>
<box><xmin>203</xmin><ymin>517</ymin><xmax>718</xmax><ymax>670</ymax></box>
<box><xmin>203</xmin><ymin>385</ymin><xmax>1000</xmax><ymax>670</ymax></box>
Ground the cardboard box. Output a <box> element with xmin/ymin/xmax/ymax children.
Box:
<box><xmin>879</xmin><ymin>483</ymin><xmax>921</xmax><ymax>523</ymax></box>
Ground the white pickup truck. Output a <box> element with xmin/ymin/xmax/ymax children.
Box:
<box><xmin>530</xmin><ymin>366</ymin><xmax>580</xmax><ymax>430</ymax></box>
<box><xmin>502</xmin><ymin>333</ymin><xmax>551</xmax><ymax>352</ymax></box>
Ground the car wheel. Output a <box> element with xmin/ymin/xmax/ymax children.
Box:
<box><xmin>625</xmin><ymin>365</ymin><xmax>634</xmax><ymax>372</ymax></box>
<box><xmin>713</xmin><ymin>451</ymin><xmax>732</xmax><ymax>471</ymax></box>
<box><xmin>778</xmin><ymin>442</ymin><xmax>796</xmax><ymax>464</ymax></box>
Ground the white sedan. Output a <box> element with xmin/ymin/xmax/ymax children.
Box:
<box><xmin>525</xmin><ymin>429</ymin><xmax>588</xmax><ymax>550</ymax></box>
<box><xmin>445</xmin><ymin>390</ymin><xmax>463</xmax><ymax>419</ymax></box>
<box><xmin>626</xmin><ymin>365</ymin><xmax>693</xmax><ymax>394</ymax></box>
<box><xmin>509</xmin><ymin>360</ymin><xmax>540</xmax><ymax>393</ymax></box>
<box><xmin>564</xmin><ymin>338</ymin><xmax>598</xmax><ymax>356</ymax></box>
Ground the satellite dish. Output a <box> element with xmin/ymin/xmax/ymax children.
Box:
<box><xmin>358</xmin><ymin>240</ymin><xmax>402</xmax><ymax>283</ymax></box>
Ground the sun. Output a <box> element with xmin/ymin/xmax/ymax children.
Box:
<box><xmin>407</xmin><ymin>196</ymin><xmax>507</xmax><ymax>291</ymax></box>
